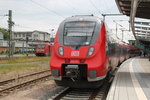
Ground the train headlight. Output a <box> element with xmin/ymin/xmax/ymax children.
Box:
<box><xmin>58</xmin><ymin>47</ymin><xmax>64</xmax><ymax>56</ymax></box>
<box><xmin>87</xmin><ymin>47</ymin><xmax>95</xmax><ymax>56</ymax></box>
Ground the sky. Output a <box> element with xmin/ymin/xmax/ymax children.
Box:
<box><xmin>0</xmin><ymin>0</ymin><xmax>135</xmax><ymax>42</ymax></box>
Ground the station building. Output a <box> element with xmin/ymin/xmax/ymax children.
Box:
<box><xmin>14</xmin><ymin>30</ymin><xmax>50</xmax><ymax>42</ymax></box>
<box><xmin>0</xmin><ymin>30</ymin><xmax>51</xmax><ymax>54</ymax></box>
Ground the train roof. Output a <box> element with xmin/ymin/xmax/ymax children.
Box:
<box><xmin>62</xmin><ymin>15</ymin><xmax>102</xmax><ymax>23</ymax></box>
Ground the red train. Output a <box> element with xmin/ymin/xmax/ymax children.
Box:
<box><xmin>36</xmin><ymin>43</ymin><xmax>53</xmax><ymax>56</ymax></box>
<box><xmin>50</xmin><ymin>15</ymin><xmax>140</xmax><ymax>88</ymax></box>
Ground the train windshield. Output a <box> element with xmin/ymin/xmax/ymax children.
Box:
<box><xmin>37</xmin><ymin>44</ymin><xmax>45</xmax><ymax>48</ymax></box>
<box><xmin>64</xmin><ymin>21</ymin><xmax>96</xmax><ymax>46</ymax></box>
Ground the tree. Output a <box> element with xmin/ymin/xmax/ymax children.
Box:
<box><xmin>0</xmin><ymin>27</ymin><xmax>9</xmax><ymax>40</ymax></box>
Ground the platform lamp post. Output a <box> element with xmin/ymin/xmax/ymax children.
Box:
<box><xmin>26</xmin><ymin>36</ymin><xmax>29</xmax><ymax>56</ymax></box>
<box><xmin>113</xmin><ymin>20</ymin><xmax>125</xmax><ymax>39</ymax></box>
<box><xmin>121</xmin><ymin>29</ymin><xmax>124</xmax><ymax>41</ymax></box>
<box><xmin>114</xmin><ymin>19</ymin><xmax>131</xmax><ymax>31</ymax></box>
<box><xmin>120</xmin><ymin>29</ymin><xmax>130</xmax><ymax>41</ymax></box>
<box><xmin>101</xmin><ymin>14</ymin><xmax>127</xmax><ymax>40</ymax></box>
<box><xmin>50</xmin><ymin>29</ymin><xmax>54</xmax><ymax>43</ymax></box>
<box><xmin>113</xmin><ymin>20</ymin><xmax>131</xmax><ymax>41</ymax></box>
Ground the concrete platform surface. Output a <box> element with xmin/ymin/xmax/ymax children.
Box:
<box><xmin>107</xmin><ymin>57</ymin><xmax>150</xmax><ymax>100</ymax></box>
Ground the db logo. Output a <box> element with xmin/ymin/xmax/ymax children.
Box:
<box><xmin>71</xmin><ymin>51</ymin><xmax>80</xmax><ymax>56</ymax></box>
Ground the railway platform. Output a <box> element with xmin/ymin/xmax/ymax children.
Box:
<box><xmin>107</xmin><ymin>57</ymin><xmax>150</xmax><ymax>100</ymax></box>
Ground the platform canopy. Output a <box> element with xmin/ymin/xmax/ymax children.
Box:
<box><xmin>115</xmin><ymin>0</ymin><xmax>150</xmax><ymax>44</ymax></box>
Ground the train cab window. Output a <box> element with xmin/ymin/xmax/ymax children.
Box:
<box><xmin>63</xmin><ymin>21</ymin><xmax>96</xmax><ymax>46</ymax></box>
<box><xmin>37</xmin><ymin>44</ymin><xmax>45</xmax><ymax>48</ymax></box>
<box><xmin>106</xmin><ymin>42</ymin><xmax>110</xmax><ymax>56</ymax></box>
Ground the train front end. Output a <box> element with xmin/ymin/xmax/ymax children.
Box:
<box><xmin>36</xmin><ymin>43</ymin><xmax>50</xmax><ymax>56</ymax></box>
<box><xmin>50</xmin><ymin>16</ymin><xmax>108</xmax><ymax>88</ymax></box>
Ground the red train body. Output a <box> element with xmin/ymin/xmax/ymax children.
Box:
<box><xmin>50</xmin><ymin>15</ymin><xmax>139</xmax><ymax>88</ymax></box>
<box><xmin>36</xmin><ymin>43</ymin><xmax>53</xmax><ymax>56</ymax></box>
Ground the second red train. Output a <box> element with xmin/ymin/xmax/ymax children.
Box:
<box><xmin>36</xmin><ymin>43</ymin><xmax>53</xmax><ymax>56</ymax></box>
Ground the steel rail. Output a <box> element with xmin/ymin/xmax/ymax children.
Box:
<box><xmin>0</xmin><ymin>70</ymin><xmax>50</xmax><ymax>86</ymax></box>
<box><xmin>0</xmin><ymin>74</ymin><xmax>51</xmax><ymax>96</ymax></box>
<box><xmin>0</xmin><ymin>55</ymin><xmax>35</xmax><ymax>61</ymax></box>
<box><xmin>48</xmin><ymin>73</ymin><xmax>115</xmax><ymax>100</ymax></box>
<box><xmin>50</xmin><ymin>82</ymin><xmax>111</xmax><ymax>100</ymax></box>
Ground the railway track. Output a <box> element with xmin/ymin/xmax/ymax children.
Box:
<box><xmin>39</xmin><ymin>68</ymin><xmax>117</xmax><ymax>100</ymax></box>
<box><xmin>0</xmin><ymin>70</ymin><xmax>50</xmax><ymax>85</ymax></box>
<box><xmin>41</xmin><ymin>78</ymin><xmax>112</xmax><ymax>100</ymax></box>
<box><xmin>40</xmin><ymin>68</ymin><xmax>117</xmax><ymax>100</ymax></box>
<box><xmin>0</xmin><ymin>69</ymin><xmax>51</xmax><ymax>97</ymax></box>
<box><xmin>0</xmin><ymin>55</ymin><xmax>35</xmax><ymax>61</ymax></box>
<box><xmin>51</xmin><ymin>84</ymin><xmax>110</xmax><ymax>100</ymax></box>
<box><xmin>52</xmin><ymin>88</ymin><xmax>98</xmax><ymax>100</ymax></box>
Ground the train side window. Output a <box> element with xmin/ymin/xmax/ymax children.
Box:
<box><xmin>106</xmin><ymin>42</ymin><xmax>110</xmax><ymax>56</ymax></box>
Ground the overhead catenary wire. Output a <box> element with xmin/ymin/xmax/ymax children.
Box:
<box><xmin>0</xmin><ymin>16</ymin><xmax>6</xmax><ymax>20</ymax></box>
<box><xmin>14</xmin><ymin>23</ymin><xmax>51</xmax><ymax>33</ymax></box>
<box><xmin>14</xmin><ymin>24</ymin><xmax>35</xmax><ymax>30</ymax></box>
<box><xmin>88</xmin><ymin>0</ymin><xmax>102</xmax><ymax>16</ymax></box>
<box><xmin>63</xmin><ymin>0</ymin><xmax>87</xmax><ymax>15</ymax></box>
<box><xmin>30</xmin><ymin>0</ymin><xmax>64</xmax><ymax>19</ymax></box>
<box><xmin>0</xmin><ymin>14</ymin><xmax>8</xmax><ymax>20</ymax></box>
<box><xmin>103</xmin><ymin>0</ymin><xmax>119</xmax><ymax>14</ymax></box>
<box><xmin>0</xmin><ymin>14</ymin><xmax>9</xmax><ymax>29</ymax></box>
<box><xmin>63</xmin><ymin>0</ymin><xmax>78</xmax><ymax>15</ymax></box>
<box><xmin>0</xmin><ymin>14</ymin><xmax>8</xmax><ymax>16</ymax></box>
